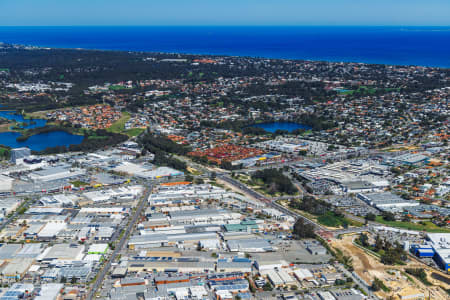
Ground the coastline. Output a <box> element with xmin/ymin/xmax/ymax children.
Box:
<box><xmin>1</xmin><ymin>26</ymin><xmax>450</xmax><ymax>68</ymax></box>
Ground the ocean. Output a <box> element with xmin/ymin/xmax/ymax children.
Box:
<box><xmin>0</xmin><ymin>26</ymin><xmax>449</xmax><ymax>67</ymax></box>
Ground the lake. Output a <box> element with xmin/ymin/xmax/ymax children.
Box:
<box><xmin>0</xmin><ymin>110</ymin><xmax>47</xmax><ymax>129</ymax></box>
<box><xmin>0</xmin><ymin>111</ymin><xmax>84</xmax><ymax>151</ymax></box>
<box><xmin>251</xmin><ymin>122</ymin><xmax>312</xmax><ymax>133</ymax></box>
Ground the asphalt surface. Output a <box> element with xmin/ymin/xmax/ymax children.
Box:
<box><xmin>217</xmin><ymin>173</ymin><xmax>326</xmax><ymax>231</ymax></box>
<box><xmin>0</xmin><ymin>197</ymin><xmax>35</xmax><ymax>232</ymax></box>
<box><xmin>87</xmin><ymin>186</ymin><xmax>151</xmax><ymax>300</ymax></box>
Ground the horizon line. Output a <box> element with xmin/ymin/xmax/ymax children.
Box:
<box><xmin>1</xmin><ymin>24</ymin><xmax>450</xmax><ymax>28</ymax></box>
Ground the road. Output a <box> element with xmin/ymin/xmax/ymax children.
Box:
<box><xmin>0</xmin><ymin>197</ymin><xmax>36</xmax><ymax>232</ymax></box>
<box><xmin>87</xmin><ymin>186</ymin><xmax>151</xmax><ymax>300</ymax></box>
<box><xmin>218</xmin><ymin>172</ymin><xmax>377</xmax><ymax>237</ymax></box>
<box><xmin>217</xmin><ymin>173</ymin><xmax>326</xmax><ymax>231</ymax></box>
<box><xmin>335</xmin><ymin>263</ymin><xmax>378</xmax><ymax>299</ymax></box>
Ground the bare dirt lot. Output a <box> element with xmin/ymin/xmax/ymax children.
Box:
<box><xmin>332</xmin><ymin>234</ymin><xmax>450</xmax><ymax>300</ymax></box>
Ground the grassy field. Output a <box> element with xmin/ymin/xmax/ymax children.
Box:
<box><xmin>106</xmin><ymin>112</ymin><xmax>145</xmax><ymax>137</ymax></box>
<box><xmin>70</xmin><ymin>180</ymin><xmax>89</xmax><ymax>187</ymax></box>
<box><xmin>109</xmin><ymin>85</ymin><xmax>132</xmax><ymax>91</ymax></box>
<box><xmin>88</xmin><ymin>135</ymin><xmax>108</xmax><ymax>140</ymax></box>
<box><xmin>124</xmin><ymin>128</ymin><xmax>145</xmax><ymax>137</ymax></box>
<box><xmin>317</xmin><ymin>211</ymin><xmax>364</xmax><ymax>228</ymax></box>
<box><xmin>107</xmin><ymin>112</ymin><xmax>131</xmax><ymax>134</ymax></box>
<box><xmin>375</xmin><ymin>216</ymin><xmax>450</xmax><ymax>233</ymax></box>
<box><xmin>339</xmin><ymin>86</ymin><xmax>400</xmax><ymax>95</ymax></box>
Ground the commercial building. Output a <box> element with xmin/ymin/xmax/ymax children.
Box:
<box><xmin>426</xmin><ymin>233</ymin><xmax>450</xmax><ymax>272</ymax></box>
<box><xmin>34</xmin><ymin>283</ymin><xmax>63</xmax><ymax>300</ymax></box>
<box><xmin>358</xmin><ymin>192</ymin><xmax>419</xmax><ymax>212</ymax></box>
<box><xmin>266</xmin><ymin>269</ymin><xmax>284</xmax><ymax>287</ymax></box>
<box><xmin>227</xmin><ymin>239</ymin><xmax>273</xmax><ymax>252</ymax></box>
<box><xmin>10</xmin><ymin>147</ymin><xmax>31</xmax><ymax>163</ymax></box>
<box><xmin>40</xmin><ymin>244</ymin><xmax>85</xmax><ymax>261</ymax></box>
<box><xmin>0</xmin><ymin>175</ymin><xmax>14</xmax><ymax>192</ymax></box>
<box><xmin>88</xmin><ymin>244</ymin><xmax>109</xmax><ymax>255</ymax></box>
<box><xmin>390</xmin><ymin>153</ymin><xmax>429</xmax><ymax>166</ymax></box>
<box><xmin>127</xmin><ymin>261</ymin><xmax>215</xmax><ymax>273</ymax></box>
<box><xmin>1</xmin><ymin>259</ymin><xmax>34</xmax><ymax>282</ymax></box>
<box><xmin>216</xmin><ymin>261</ymin><xmax>252</xmax><ymax>273</ymax></box>
<box><xmin>28</xmin><ymin>164</ymin><xmax>86</xmax><ymax>183</ymax></box>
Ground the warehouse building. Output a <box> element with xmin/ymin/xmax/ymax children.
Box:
<box><xmin>277</xmin><ymin>269</ymin><xmax>296</xmax><ymax>286</ymax></box>
<box><xmin>0</xmin><ymin>175</ymin><xmax>14</xmax><ymax>192</ymax></box>
<box><xmin>254</xmin><ymin>259</ymin><xmax>287</xmax><ymax>272</ymax></box>
<box><xmin>0</xmin><ymin>244</ymin><xmax>22</xmax><ymax>260</ymax></box>
<box><xmin>426</xmin><ymin>233</ymin><xmax>450</xmax><ymax>272</ymax></box>
<box><xmin>39</xmin><ymin>244</ymin><xmax>85</xmax><ymax>261</ymax></box>
<box><xmin>29</xmin><ymin>164</ymin><xmax>86</xmax><ymax>182</ymax></box>
<box><xmin>357</xmin><ymin>192</ymin><xmax>419</xmax><ymax>212</ymax></box>
<box><xmin>227</xmin><ymin>239</ymin><xmax>273</xmax><ymax>252</ymax></box>
<box><xmin>390</xmin><ymin>153</ymin><xmax>429</xmax><ymax>166</ymax></box>
<box><xmin>1</xmin><ymin>258</ymin><xmax>34</xmax><ymax>282</ymax></box>
<box><xmin>209</xmin><ymin>278</ymin><xmax>249</xmax><ymax>293</ymax></box>
<box><xmin>216</xmin><ymin>261</ymin><xmax>252</xmax><ymax>273</ymax></box>
<box><xmin>127</xmin><ymin>261</ymin><xmax>215</xmax><ymax>273</ymax></box>
<box><xmin>293</xmin><ymin>268</ymin><xmax>314</xmax><ymax>281</ymax></box>
<box><xmin>34</xmin><ymin>283</ymin><xmax>63</xmax><ymax>300</ymax></box>
<box><xmin>266</xmin><ymin>270</ymin><xmax>284</xmax><ymax>287</ymax></box>
<box><xmin>10</xmin><ymin>147</ymin><xmax>31</xmax><ymax>164</ymax></box>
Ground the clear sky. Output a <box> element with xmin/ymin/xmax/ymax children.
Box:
<box><xmin>0</xmin><ymin>0</ymin><xmax>449</xmax><ymax>26</ymax></box>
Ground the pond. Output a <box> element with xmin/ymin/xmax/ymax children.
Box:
<box><xmin>0</xmin><ymin>110</ymin><xmax>47</xmax><ymax>129</ymax></box>
<box><xmin>0</xmin><ymin>111</ymin><xmax>84</xmax><ymax>151</ymax></box>
<box><xmin>251</xmin><ymin>122</ymin><xmax>312</xmax><ymax>133</ymax></box>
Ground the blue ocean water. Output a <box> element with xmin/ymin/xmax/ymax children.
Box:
<box><xmin>0</xmin><ymin>26</ymin><xmax>449</xmax><ymax>67</ymax></box>
<box><xmin>252</xmin><ymin>122</ymin><xmax>312</xmax><ymax>133</ymax></box>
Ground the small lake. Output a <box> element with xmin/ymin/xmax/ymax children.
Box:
<box><xmin>0</xmin><ymin>110</ymin><xmax>47</xmax><ymax>129</ymax></box>
<box><xmin>251</xmin><ymin>122</ymin><xmax>312</xmax><ymax>133</ymax></box>
<box><xmin>0</xmin><ymin>110</ymin><xmax>84</xmax><ymax>151</ymax></box>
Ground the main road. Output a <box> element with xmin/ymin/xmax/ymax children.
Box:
<box><xmin>217</xmin><ymin>173</ymin><xmax>327</xmax><ymax>231</ymax></box>
<box><xmin>87</xmin><ymin>186</ymin><xmax>151</xmax><ymax>300</ymax></box>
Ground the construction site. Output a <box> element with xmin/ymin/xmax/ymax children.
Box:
<box><xmin>332</xmin><ymin>234</ymin><xmax>450</xmax><ymax>300</ymax></box>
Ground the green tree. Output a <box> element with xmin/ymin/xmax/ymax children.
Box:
<box><xmin>358</xmin><ymin>233</ymin><xmax>369</xmax><ymax>247</ymax></box>
<box><xmin>293</xmin><ymin>218</ymin><xmax>316</xmax><ymax>239</ymax></box>
<box><xmin>263</xmin><ymin>282</ymin><xmax>273</xmax><ymax>291</ymax></box>
<box><xmin>365</xmin><ymin>213</ymin><xmax>376</xmax><ymax>221</ymax></box>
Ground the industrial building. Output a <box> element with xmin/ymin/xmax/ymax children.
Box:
<box><xmin>357</xmin><ymin>192</ymin><xmax>419</xmax><ymax>212</ymax></box>
<box><xmin>390</xmin><ymin>153</ymin><xmax>429</xmax><ymax>166</ymax></box>
<box><xmin>227</xmin><ymin>239</ymin><xmax>273</xmax><ymax>252</ymax></box>
<box><xmin>426</xmin><ymin>233</ymin><xmax>450</xmax><ymax>272</ymax></box>
<box><xmin>28</xmin><ymin>164</ymin><xmax>86</xmax><ymax>183</ymax></box>
<box><xmin>10</xmin><ymin>147</ymin><xmax>31</xmax><ymax>163</ymax></box>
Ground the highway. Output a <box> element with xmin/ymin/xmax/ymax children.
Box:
<box><xmin>87</xmin><ymin>186</ymin><xmax>151</xmax><ymax>300</ymax></box>
<box><xmin>217</xmin><ymin>173</ymin><xmax>326</xmax><ymax>231</ymax></box>
<box><xmin>218</xmin><ymin>173</ymin><xmax>375</xmax><ymax>236</ymax></box>
<box><xmin>0</xmin><ymin>197</ymin><xmax>36</xmax><ymax>232</ymax></box>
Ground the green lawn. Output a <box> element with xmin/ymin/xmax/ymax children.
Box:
<box><xmin>339</xmin><ymin>86</ymin><xmax>400</xmax><ymax>95</ymax></box>
<box><xmin>317</xmin><ymin>211</ymin><xmax>363</xmax><ymax>228</ymax></box>
<box><xmin>375</xmin><ymin>216</ymin><xmax>450</xmax><ymax>233</ymax></box>
<box><xmin>70</xmin><ymin>180</ymin><xmax>89</xmax><ymax>187</ymax></box>
<box><xmin>107</xmin><ymin>112</ymin><xmax>131</xmax><ymax>134</ymax></box>
<box><xmin>88</xmin><ymin>135</ymin><xmax>108</xmax><ymax>140</ymax></box>
<box><xmin>109</xmin><ymin>85</ymin><xmax>132</xmax><ymax>91</ymax></box>
<box><xmin>124</xmin><ymin>128</ymin><xmax>145</xmax><ymax>137</ymax></box>
<box><xmin>339</xmin><ymin>86</ymin><xmax>376</xmax><ymax>95</ymax></box>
